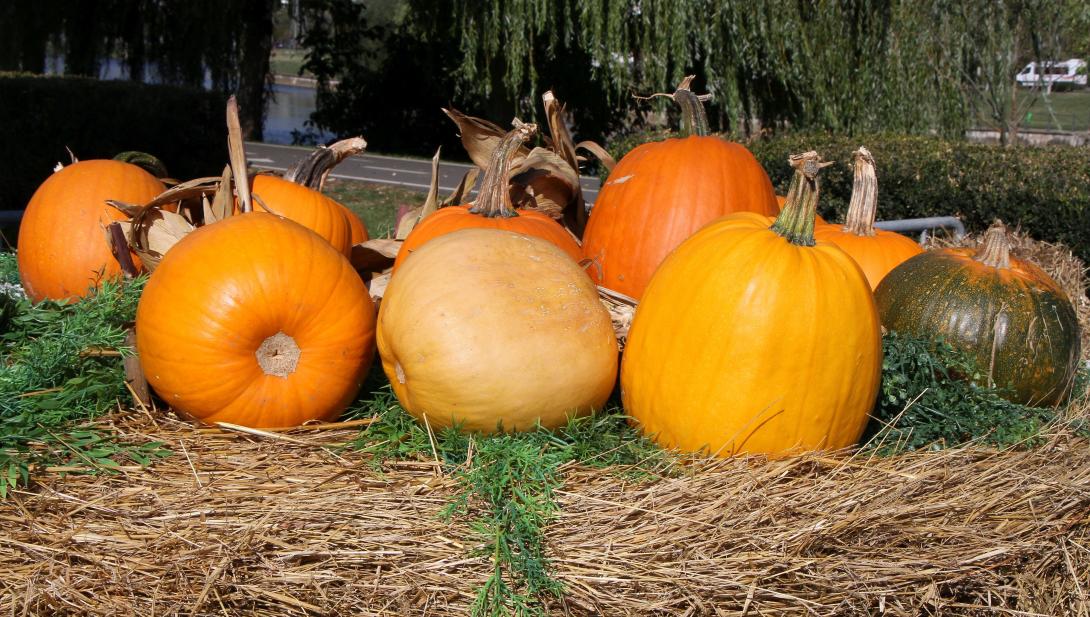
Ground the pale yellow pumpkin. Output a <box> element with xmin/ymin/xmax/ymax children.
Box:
<box><xmin>377</xmin><ymin>228</ymin><xmax>617</xmax><ymax>433</ymax></box>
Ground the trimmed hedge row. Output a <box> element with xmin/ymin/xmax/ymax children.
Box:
<box><xmin>606</xmin><ymin>130</ymin><xmax>1090</xmax><ymax>264</ymax></box>
<box><xmin>0</xmin><ymin>73</ymin><xmax>225</xmax><ymax>213</ymax></box>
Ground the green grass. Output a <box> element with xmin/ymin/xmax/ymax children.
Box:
<box><xmin>323</xmin><ymin>178</ymin><xmax>424</xmax><ymax>237</ymax></box>
<box><xmin>342</xmin><ymin>379</ymin><xmax>671</xmax><ymax>616</ymax></box>
<box><xmin>269</xmin><ymin>48</ymin><xmax>312</xmax><ymax>78</ymax></box>
<box><xmin>976</xmin><ymin>89</ymin><xmax>1090</xmax><ymax>132</ymax></box>
<box><xmin>0</xmin><ymin>254</ymin><xmax>170</xmax><ymax>497</ymax></box>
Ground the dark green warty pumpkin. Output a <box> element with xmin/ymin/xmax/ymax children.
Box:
<box><xmin>875</xmin><ymin>221</ymin><xmax>1080</xmax><ymax>407</ymax></box>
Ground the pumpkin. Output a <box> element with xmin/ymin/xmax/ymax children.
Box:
<box><xmin>340</xmin><ymin>204</ymin><xmax>369</xmax><ymax>245</ymax></box>
<box><xmin>581</xmin><ymin>81</ymin><xmax>777</xmax><ymax>299</ymax></box>
<box><xmin>378</xmin><ymin>227</ymin><xmax>617</xmax><ymax>433</ymax></box>
<box><xmin>248</xmin><ymin>174</ymin><xmax>355</xmax><ymax>255</ymax></box>
<box><xmin>621</xmin><ymin>152</ymin><xmax>881</xmax><ymax>457</ymax></box>
<box><xmin>393</xmin><ymin>120</ymin><xmax>581</xmax><ymax>270</ymax></box>
<box><xmin>17</xmin><ymin>159</ymin><xmax>165</xmax><ymax>303</ymax></box>
<box><xmin>875</xmin><ymin>221</ymin><xmax>1080</xmax><ymax>407</ymax></box>
<box><xmin>813</xmin><ymin>147</ymin><xmax>922</xmax><ymax>289</ymax></box>
<box><xmin>136</xmin><ymin>212</ymin><xmax>376</xmax><ymax>428</ymax></box>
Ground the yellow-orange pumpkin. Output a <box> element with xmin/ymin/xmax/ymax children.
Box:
<box><xmin>136</xmin><ymin>213</ymin><xmax>375</xmax><ymax>428</ymax></box>
<box><xmin>621</xmin><ymin>152</ymin><xmax>881</xmax><ymax>457</ymax></box>
<box><xmin>394</xmin><ymin>120</ymin><xmax>581</xmax><ymax>270</ymax></box>
<box><xmin>248</xmin><ymin>174</ymin><xmax>355</xmax><ymax>255</ymax></box>
<box><xmin>18</xmin><ymin>160</ymin><xmax>165</xmax><ymax>303</ymax></box>
<box><xmin>813</xmin><ymin>147</ymin><xmax>922</xmax><ymax>289</ymax></box>
<box><xmin>378</xmin><ymin>228</ymin><xmax>617</xmax><ymax>433</ymax></box>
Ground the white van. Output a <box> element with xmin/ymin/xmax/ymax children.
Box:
<box><xmin>1016</xmin><ymin>59</ymin><xmax>1088</xmax><ymax>90</ymax></box>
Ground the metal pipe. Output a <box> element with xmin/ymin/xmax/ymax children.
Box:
<box><xmin>874</xmin><ymin>216</ymin><xmax>965</xmax><ymax>242</ymax></box>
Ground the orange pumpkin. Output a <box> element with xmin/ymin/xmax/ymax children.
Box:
<box><xmin>340</xmin><ymin>204</ymin><xmax>369</xmax><ymax>245</ymax></box>
<box><xmin>18</xmin><ymin>159</ymin><xmax>165</xmax><ymax>303</ymax></box>
<box><xmin>136</xmin><ymin>213</ymin><xmax>376</xmax><ymax>428</ymax></box>
<box><xmin>621</xmin><ymin>152</ymin><xmax>881</xmax><ymax>457</ymax></box>
<box><xmin>582</xmin><ymin>124</ymin><xmax>777</xmax><ymax>299</ymax></box>
<box><xmin>247</xmin><ymin>174</ymin><xmax>355</xmax><ymax>255</ymax></box>
<box><xmin>813</xmin><ymin>147</ymin><xmax>922</xmax><ymax>289</ymax></box>
<box><xmin>393</xmin><ymin>120</ymin><xmax>581</xmax><ymax>271</ymax></box>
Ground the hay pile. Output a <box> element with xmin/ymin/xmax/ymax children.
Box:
<box><xmin>2</xmin><ymin>407</ymin><xmax>1089</xmax><ymax>616</ymax></box>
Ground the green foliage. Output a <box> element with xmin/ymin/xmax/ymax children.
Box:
<box><xmin>0</xmin><ymin>73</ymin><xmax>224</xmax><ymax>212</ymax></box>
<box><xmin>345</xmin><ymin>385</ymin><xmax>670</xmax><ymax>616</ymax></box>
<box><xmin>0</xmin><ymin>258</ymin><xmax>169</xmax><ymax>497</ymax></box>
<box><xmin>865</xmin><ymin>333</ymin><xmax>1059</xmax><ymax>454</ymax></box>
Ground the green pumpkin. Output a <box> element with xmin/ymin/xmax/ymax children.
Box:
<box><xmin>875</xmin><ymin>221</ymin><xmax>1080</xmax><ymax>407</ymax></box>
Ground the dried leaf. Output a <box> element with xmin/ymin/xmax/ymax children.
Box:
<box><xmin>575</xmin><ymin>140</ymin><xmax>616</xmax><ymax>172</ymax></box>
<box><xmin>131</xmin><ymin>209</ymin><xmax>196</xmax><ymax>272</ymax></box>
<box><xmin>543</xmin><ymin>91</ymin><xmax>579</xmax><ymax>172</ymax></box>
<box><xmin>442</xmin><ymin>168</ymin><xmax>479</xmax><ymax>206</ymax></box>
<box><xmin>226</xmin><ymin>96</ymin><xmax>252</xmax><ymax>213</ymax></box>
<box><xmin>394</xmin><ymin>149</ymin><xmax>443</xmax><ymax>240</ymax></box>
<box><xmin>106</xmin><ymin>201</ymin><xmax>144</xmax><ymax>218</ymax></box>
<box><xmin>443</xmin><ymin>108</ymin><xmax>529</xmax><ymax>171</ymax></box>
<box><xmin>209</xmin><ymin>165</ymin><xmax>234</xmax><ymax>223</ymax></box>
<box><xmin>350</xmin><ymin>239</ymin><xmax>402</xmax><ymax>273</ymax></box>
<box><xmin>510</xmin><ymin>147</ymin><xmax>582</xmax><ymax>223</ymax></box>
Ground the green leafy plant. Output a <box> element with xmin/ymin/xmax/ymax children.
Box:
<box><xmin>0</xmin><ymin>253</ymin><xmax>170</xmax><ymax>497</ymax></box>
<box><xmin>865</xmin><ymin>332</ymin><xmax>1060</xmax><ymax>454</ymax></box>
<box><xmin>345</xmin><ymin>386</ymin><xmax>670</xmax><ymax>616</ymax></box>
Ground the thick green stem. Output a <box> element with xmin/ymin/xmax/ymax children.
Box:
<box><xmin>469</xmin><ymin>119</ymin><xmax>537</xmax><ymax>218</ymax></box>
<box><xmin>975</xmin><ymin>220</ymin><xmax>1012</xmax><ymax>269</ymax></box>
<box><xmin>770</xmin><ymin>151</ymin><xmax>830</xmax><ymax>246</ymax></box>
<box><xmin>844</xmin><ymin>147</ymin><xmax>878</xmax><ymax>236</ymax></box>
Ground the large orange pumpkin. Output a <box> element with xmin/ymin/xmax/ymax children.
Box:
<box><xmin>813</xmin><ymin>147</ymin><xmax>922</xmax><ymax>289</ymax></box>
<box><xmin>136</xmin><ymin>213</ymin><xmax>376</xmax><ymax>428</ymax></box>
<box><xmin>621</xmin><ymin>152</ymin><xmax>881</xmax><ymax>457</ymax></box>
<box><xmin>394</xmin><ymin>120</ymin><xmax>581</xmax><ymax>270</ymax></box>
<box><xmin>18</xmin><ymin>160</ymin><xmax>165</xmax><ymax>303</ymax></box>
<box><xmin>581</xmin><ymin>85</ymin><xmax>777</xmax><ymax>299</ymax></box>
<box><xmin>378</xmin><ymin>228</ymin><xmax>617</xmax><ymax>433</ymax></box>
<box><xmin>248</xmin><ymin>174</ymin><xmax>355</xmax><ymax>255</ymax></box>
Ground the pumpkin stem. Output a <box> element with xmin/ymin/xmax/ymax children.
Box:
<box><xmin>976</xmin><ymin>220</ymin><xmax>1012</xmax><ymax>269</ymax></box>
<box><xmin>114</xmin><ymin>151</ymin><xmax>170</xmax><ymax>179</ymax></box>
<box><xmin>283</xmin><ymin>137</ymin><xmax>368</xmax><ymax>192</ymax></box>
<box><xmin>634</xmin><ymin>75</ymin><xmax>711</xmax><ymax>137</ymax></box>
<box><xmin>256</xmin><ymin>332</ymin><xmax>301</xmax><ymax>378</ymax></box>
<box><xmin>844</xmin><ymin>147</ymin><xmax>878</xmax><ymax>237</ymax></box>
<box><xmin>469</xmin><ymin>119</ymin><xmax>538</xmax><ymax>218</ymax></box>
<box><xmin>770</xmin><ymin>151</ymin><xmax>831</xmax><ymax>247</ymax></box>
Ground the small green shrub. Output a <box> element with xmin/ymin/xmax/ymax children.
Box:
<box><xmin>0</xmin><ymin>72</ymin><xmax>225</xmax><ymax>213</ymax></box>
<box><xmin>864</xmin><ymin>332</ymin><xmax>1060</xmax><ymax>454</ymax></box>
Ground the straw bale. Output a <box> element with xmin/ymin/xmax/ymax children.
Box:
<box><xmin>3</xmin><ymin>406</ymin><xmax>1089</xmax><ymax>616</ymax></box>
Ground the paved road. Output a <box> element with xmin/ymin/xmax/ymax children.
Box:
<box><xmin>245</xmin><ymin>141</ymin><xmax>602</xmax><ymax>203</ymax></box>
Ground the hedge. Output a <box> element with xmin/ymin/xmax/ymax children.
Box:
<box><xmin>0</xmin><ymin>73</ymin><xmax>226</xmax><ymax>214</ymax></box>
<box><xmin>606</xmin><ymin>130</ymin><xmax>1090</xmax><ymax>264</ymax></box>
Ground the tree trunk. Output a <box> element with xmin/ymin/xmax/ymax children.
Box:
<box><xmin>237</xmin><ymin>0</ymin><xmax>277</xmax><ymax>141</ymax></box>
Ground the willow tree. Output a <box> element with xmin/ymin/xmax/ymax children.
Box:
<box><xmin>444</xmin><ymin>0</ymin><xmax>974</xmax><ymax>136</ymax></box>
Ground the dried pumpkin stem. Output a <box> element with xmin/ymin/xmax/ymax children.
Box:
<box><xmin>470</xmin><ymin>119</ymin><xmax>537</xmax><ymax>218</ymax></box>
<box><xmin>283</xmin><ymin>137</ymin><xmax>368</xmax><ymax>192</ymax></box>
<box><xmin>844</xmin><ymin>147</ymin><xmax>878</xmax><ymax>237</ymax></box>
<box><xmin>634</xmin><ymin>75</ymin><xmax>712</xmax><ymax>137</ymax></box>
<box><xmin>256</xmin><ymin>332</ymin><xmax>300</xmax><ymax>378</ymax></box>
<box><xmin>976</xmin><ymin>220</ymin><xmax>1012</xmax><ymax>269</ymax></box>
<box><xmin>770</xmin><ymin>151</ymin><xmax>831</xmax><ymax>247</ymax></box>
